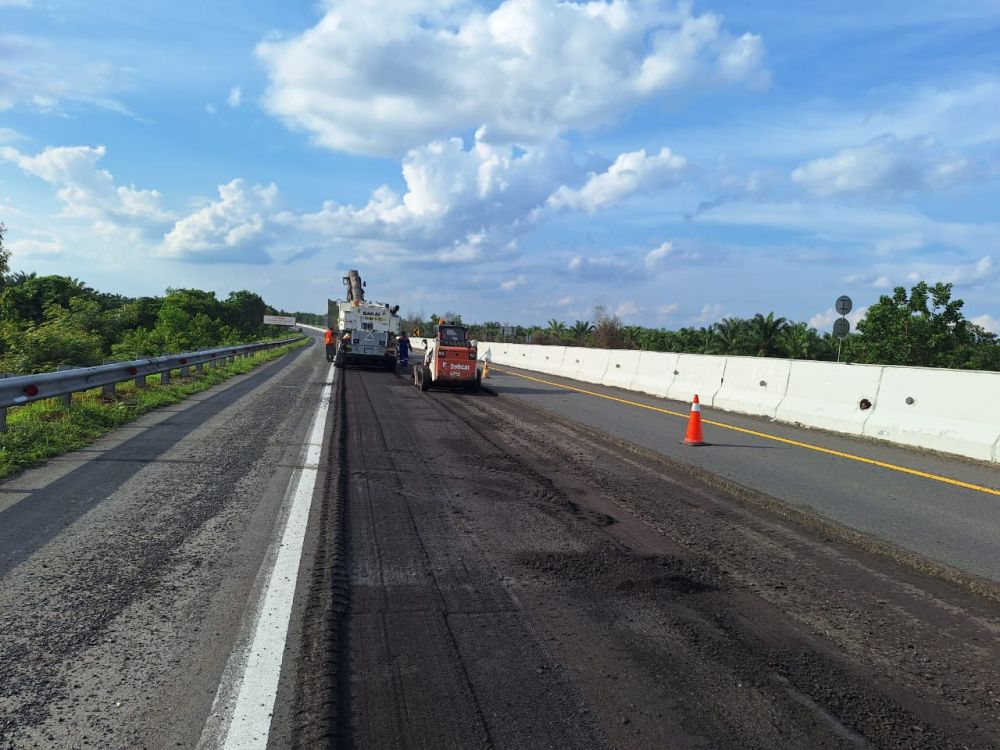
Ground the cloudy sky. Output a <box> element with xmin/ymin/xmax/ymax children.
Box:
<box><xmin>2</xmin><ymin>0</ymin><xmax>999</xmax><ymax>331</ymax></box>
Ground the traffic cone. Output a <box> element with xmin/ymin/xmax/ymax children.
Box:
<box><xmin>683</xmin><ymin>394</ymin><xmax>706</xmax><ymax>446</ymax></box>
<box><xmin>482</xmin><ymin>360</ymin><xmax>491</xmax><ymax>379</ymax></box>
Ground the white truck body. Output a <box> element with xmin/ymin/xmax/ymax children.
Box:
<box><xmin>335</xmin><ymin>301</ymin><xmax>400</xmax><ymax>367</ymax></box>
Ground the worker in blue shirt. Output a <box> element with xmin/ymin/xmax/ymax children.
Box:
<box><xmin>398</xmin><ymin>331</ymin><xmax>410</xmax><ymax>367</ymax></box>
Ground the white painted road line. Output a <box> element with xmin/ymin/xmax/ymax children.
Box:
<box><xmin>201</xmin><ymin>363</ymin><xmax>337</xmax><ymax>750</ymax></box>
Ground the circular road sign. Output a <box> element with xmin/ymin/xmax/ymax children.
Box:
<box><xmin>836</xmin><ymin>295</ymin><xmax>853</xmax><ymax>315</ymax></box>
<box><xmin>833</xmin><ymin>317</ymin><xmax>850</xmax><ymax>338</ymax></box>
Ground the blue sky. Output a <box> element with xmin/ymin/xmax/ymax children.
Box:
<box><xmin>2</xmin><ymin>0</ymin><xmax>999</xmax><ymax>332</ymax></box>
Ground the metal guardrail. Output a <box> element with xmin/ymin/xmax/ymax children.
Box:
<box><xmin>0</xmin><ymin>336</ymin><xmax>307</xmax><ymax>431</ymax></box>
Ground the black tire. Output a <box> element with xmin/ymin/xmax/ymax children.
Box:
<box><xmin>385</xmin><ymin>357</ymin><xmax>397</xmax><ymax>371</ymax></box>
<box><xmin>334</xmin><ymin>352</ymin><xmax>345</xmax><ymax>368</ymax></box>
<box><xmin>419</xmin><ymin>366</ymin><xmax>431</xmax><ymax>391</ymax></box>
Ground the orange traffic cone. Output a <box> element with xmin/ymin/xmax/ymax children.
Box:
<box><xmin>683</xmin><ymin>394</ymin><xmax>706</xmax><ymax>446</ymax></box>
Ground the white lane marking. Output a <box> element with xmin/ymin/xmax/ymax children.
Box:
<box><xmin>202</xmin><ymin>362</ymin><xmax>336</xmax><ymax>750</ymax></box>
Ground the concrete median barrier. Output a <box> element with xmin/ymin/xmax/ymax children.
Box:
<box><xmin>530</xmin><ymin>346</ymin><xmax>568</xmax><ymax>376</ymax></box>
<box><xmin>665</xmin><ymin>354</ymin><xmax>727</xmax><ymax>405</ymax></box>
<box><xmin>774</xmin><ymin>360</ymin><xmax>883</xmax><ymax>436</ymax></box>
<box><xmin>602</xmin><ymin>350</ymin><xmax>642</xmax><ymax>390</ymax></box>
<box><xmin>574</xmin><ymin>348</ymin><xmax>612</xmax><ymax>385</ymax></box>
<box><xmin>629</xmin><ymin>351</ymin><xmax>679</xmax><ymax>398</ymax></box>
<box><xmin>714</xmin><ymin>357</ymin><xmax>793</xmax><ymax>418</ymax></box>
<box><xmin>861</xmin><ymin>367</ymin><xmax>1000</xmax><ymax>461</ymax></box>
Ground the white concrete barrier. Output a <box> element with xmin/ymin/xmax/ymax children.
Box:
<box><xmin>714</xmin><ymin>357</ymin><xmax>793</xmax><ymax>418</ymax></box>
<box><xmin>556</xmin><ymin>347</ymin><xmax>589</xmax><ymax>381</ymax></box>
<box><xmin>774</xmin><ymin>360</ymin><xmax>883</xmax><ymax>436</ymax></box>
<box><xmin>602</xmin><ymin>350</ymin><xmax>642</xmax><ymax>390</ymax></box>
<box><xmin>629</xmin><ymin>351</ymin><xmax>679</xmax><ymax>398</ymax></box>
<box><xmin>665</xmin><ymin>354</ymin><xmax>727</xmax><ymax>405</ymax></box>
<box><xmin>473</xmin><ymin>341</ymin><xmax>1000</xmax><ymax>463</ymax></box>
<box><xmin>530</xmin><ymin>346</ymin><xmax>568</xmax><ymax>376</ymax></box>
<box><xmin>862</xmin><ymin>367</ymin><xmax>1000</xmax><ymax>461</ymax></box>
<box><xmin>574</xmin><ymin>348</ymin><xmax>612</xmax><ymax>385</ymax></box>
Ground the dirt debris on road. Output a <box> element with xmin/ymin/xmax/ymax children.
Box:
<box><xmin>289</xmin><ymin>367</ymin><xmax>1000</xmax><ymax>749</ymax></box>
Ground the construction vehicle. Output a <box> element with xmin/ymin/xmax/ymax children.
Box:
<box><xmin>412</xmin><ymin>321</ymin><xmax>482</xmax><ymax>392</ymax></box>
<box><xmin>329</xmin><ymin>270</ymin><xmax>401</xmax><ymax>369</ymax></box>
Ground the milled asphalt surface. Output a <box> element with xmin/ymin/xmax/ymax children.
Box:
<box><xmin>481</xmin><ymin>364</ymin><xmax>1000</xmax><ymax>582</ymax></box>
<box><xmin>0</xmin><ymin>336</ymin><xmax>331</xmax><ymax>749</ymax></box>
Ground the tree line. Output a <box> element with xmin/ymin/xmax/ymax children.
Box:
<box><xmin>0</xmin><ymin>225</ymin><xmax>314</xmax><ymax>374</ymax></box>
<box><xmin>458</xmin><ymin>283</ymin><xmax>1000</xmax><ymax>371</ymax></box>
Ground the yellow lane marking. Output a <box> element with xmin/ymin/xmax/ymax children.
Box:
<box><xmin>491</xmin><ymin>366</ymin><xmax>1000</xmax><ymax>497</ymax></box>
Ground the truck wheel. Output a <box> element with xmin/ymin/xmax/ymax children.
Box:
<box><xmin>385</xmin><ymin>357</ymin><xmax>397</xmax><ymax>371</ymax></box>
<box><xmin>419</xmin><ymin>367</ymin><xmax>431</xmax><ymax>391</ymax></box>
<box><xmin>334</xmin><ymin>352</ymin><xmax>345</xmax><ymax>368</ymax></box>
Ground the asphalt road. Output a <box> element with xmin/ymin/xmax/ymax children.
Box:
<box><xmin>3</xmin><ymin>342</ymin><xmax>1000</xmax><ymax>748</ymax></box>
<box><xmin>0</xmin><ymin>336</ymin><xmax>332</xmax><ymax>749</ymax></box>
<box><xmin>478</xmin><ymin>363</ymin><xmax>1000</xmax><ymax>583</ymax></box>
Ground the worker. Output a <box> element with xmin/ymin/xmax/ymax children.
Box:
<box><xmin>324</xmin><ymin>326</ymin><xmax>335</xmax><ymax>361</ymax></box>
<box><xmin>398</xmin><ymin>331</ymin><xmax>410</xmax><ymax>367</ymax></box>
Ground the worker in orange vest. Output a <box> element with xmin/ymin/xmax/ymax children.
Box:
<box><xmin>324</xmin><ymin>326</ymin><xmax>335</xmax><ymax>361</ymax></box>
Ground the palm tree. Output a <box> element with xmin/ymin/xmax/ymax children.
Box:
<box><xmin>778</xmin><ymin>322</ymin><xmax>812</xmax><ymax>359</ymax></box>
<box><xmin>571</xmin><ymin>320</ymin><xmax>594</xmax><ymax>343</ymax></box>
<box><xmin>709</xmin><ymin>317</ymin><xmax>749</xmax><ymax>354</ymax></box>
<box><xmin>749</xmin><ymin>312</ymin><xmax>788</xmax><ymax>357</ymax></box>
<box><xmin>546</xmin><ymin>319</ymin><xmax>568</xmax><ymax>340</ymax></box>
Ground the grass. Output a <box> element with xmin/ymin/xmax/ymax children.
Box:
<box><xmin>0</xmin><ymin>338</ymin><xmax>310</xmax><ymax>481</ymax></box>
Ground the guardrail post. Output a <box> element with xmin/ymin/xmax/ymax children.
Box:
<box><xmin>180</xmin><ymin>365</ymin><xmax>190</xmax><ymax>377</ymax></box>
<box><xmin>102</xmin><ymin>360</ymin><xmax>117</xmax><ymax>397</ymax></box>
<box><xmin>0</xmin><ymin>373</ymin><xmax>7</xmax><ymax>433</ymax></box>
<box><xmin>195</xmin><ymin>362</ymin><xmax>204</xmax><ymax>373</ymax></box>
<box><xmin>56</xmin><ymin>365</ymin><xmax>74</xmax><ymax>408</ymax></box>
<box><xmin>135</xmin><ymin>372</ymin><xmax>146</xmax><ymax>388</ymax></box>
<box><xmin>160</xmin><ymin>369</ymin><xmax>171</xmax><ymax>385</ymax></box>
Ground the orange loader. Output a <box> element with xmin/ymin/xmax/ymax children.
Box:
<box><xmin>412</xmin><ymin>321</ymin><xmax>482</xmax><ymax>392</ymax></box>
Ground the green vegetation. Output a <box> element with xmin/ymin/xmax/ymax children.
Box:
<box><xmin>461</xmin><ymin>281</ymin><xmax>1000</xmax><ymax>371</ymax></box>
<box><xmin>0</xmin><ymin>248</ymin><xmax>318</xmax><ymax>374</ymax></box>
<box><xmin>0</xmin><ymin>339</ymin><xmax>309</xmax><ymax>481</ymax></box>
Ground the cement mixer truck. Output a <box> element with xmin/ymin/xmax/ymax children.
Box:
<box><xmin>328</xmin><ymin>270</ymin><xmax>401</xmax><ymax>369</ymax></box>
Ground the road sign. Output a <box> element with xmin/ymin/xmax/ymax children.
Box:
<box><xmin>501</xmin><ymin>325</ymin><xmax>515</xmax><ymax>338</ymax></box>
<box><xmin>833</xmin><ymin>317</ymin><xmax>850</xmax><ymax>338</ymax></box>
<box><xmin>263</xmin><ymin>315</ymin><xmax>296</xmax><ymax>326</ymax></box>
<box><xmin>835</xmin><ymin>295</ymin><xmax>853</xmax><ymax>316</ymax></box>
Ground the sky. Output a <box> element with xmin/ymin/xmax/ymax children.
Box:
<box><xmin>1</xmin><ymin>0</ymin><xmax>999</xmax><ymax>332</ymax></box>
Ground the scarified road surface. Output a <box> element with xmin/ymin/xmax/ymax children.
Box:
<box><xmin>286</xmin><ymin>366</ymin><xmax>1000</xmax><ymax>749</ymax></box>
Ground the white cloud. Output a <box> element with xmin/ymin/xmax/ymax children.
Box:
<box><xmin>0</xmin><ymin>34</ymin><xmax>133</xmax><ymax>115</ymax></box>
<box><xmin>0</xmin><ymin>127</ymin><xmax>25</xmax><ymax>144</ymax></box>
<box><xmin>971</xmin><ymin>314</ymin><xmax>999</xmax><ymax>333</ymax></box>
<box><xmin>556</xmin><ymin>295</ymin><xmax>574</xmax><ymax>307</ymax></box>
<box><xmin>0</xmin><ymin>0</ymin><xmax>33</xmax><ymax>6</ymax></box>
<box><xmin>645</xmin><ymin>241</ymin><xmax>672</xmax><ymax>269</ymax></box>
<box><xmin>6</xmin><ymin>237</ymin><xmax>63</xmax><ymax>258</ymax></box>
<box><xmin>808</xmin><ymin>306</ymin><xmax>869</xmax><ymax>330</ymax></box>
<box><xmin>256</xmin><ymin>0</ymin><xmax>766</xmax><ymax>155</ymax></box>
<box><xmin>1</xmin><ymin>144</ymin><xmax>173</xmax><ymax>226</ymax></box>
<box><xmin>227</xmin><ymin>86</ymin><xmax>242</xmax><ymax>108</ymax></box>
<box><xmin>160</xmin><ymin>179</ymin><xmax>278</xmax><ymax>262</ymax></box>
<box><xmin>657</xmin><ymin>302</ymin><xmax>680</xmax><ymax>317</ymax></box>
<box><xmin>500</xmin><ymin>274</ymin><xmax>527</xmax><ymax>291</ymax></box>
<box><xmin>547</xmin><ymin>147</ymin><xmax>686</xmax><ymax>213</ymax></box>
<box><xmin>285</xmin><ymin>132</ymin><xmax>580</xmax><ymax>262</ymax></box>
<box><xmin>694</xmin><ymin>303</ymin><xmax>723</xmax><ymax>324</ymax></box>
<box><xmin>615</xmin><ymin>300</ymin><xmax>640</xmax><ymax>318</ymax></box>
<box><xmin>205</xmin><ymin>103</ymin><xmax>217</xmax><ymax>115</ymax></box>
<box><xmin>791</xmin><ymin>134</ymin><xmax>980</xmax><ymax>197</ymax></box>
